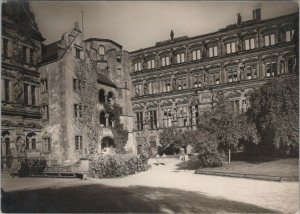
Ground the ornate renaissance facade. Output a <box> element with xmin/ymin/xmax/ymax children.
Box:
<box><xmin>1</xmin><ymin>1</ymin><xmax>45</xmax><ymax>167</ymax></box>
<box><xmin>130</xmin><ymin>9</ymin><xmax>298</xmax><ymax>151</ymax></box>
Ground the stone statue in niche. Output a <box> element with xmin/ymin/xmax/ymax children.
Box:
<box><xmin>170</xmin><ymin>48</ymin><xmax>176</xmax><ymax>64</ymax></box>
<box><xmin>280</xmin><ymin>60</ymin><xmax>285</xmax><ymax>74</ymax></box>
<box><xmin>277</xmin><ymin>29</ymin><xmax>284</xmax><ymax>43</ymax></box>
<box><xmin>200</xmin><ymin>43</ymin><xmax>208</xmax><ymax>58</ymax></box>
<box><xmin>172</xmin><ymin>78</ymin><xmax>177</xmax><ymax>91</ymax></box>
<box><xmin>239</xmin><ymin>66</ymin><xmax>244</xmax><ymax>80</ymax></box>
<box><xmin>237</xmin><ymin>33</ymin><xmax>243</xmax><ymax>51</ymax></box>
<box><xmin>172</xmin><ymin>108</ymin><xmax>177</xmax><ymax>121</ymax></box>
<box><xmin>144</xmin><ymin>83</ymin><xmax>148</xmax><ymax>95</ymax></box>
<box><xmin>13</xmin><ymin>78</ymin><xmax>23</xmax><ymax>103</ymax></box>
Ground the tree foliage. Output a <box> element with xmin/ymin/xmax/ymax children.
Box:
<box><xmin>247</xmin><ymin>77</ymin><xmax>299</xmax><ymax>155</ymax></box>
<box><xmin>196</xmin><ymin>93</ymin><xmax>258</xmax><ymax>163</ymax></box>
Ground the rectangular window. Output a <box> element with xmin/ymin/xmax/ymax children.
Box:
<box><xmin>245</xmin><ymin>38</ymin><xmax>255</xmax><ymax>50</ymax></box>
<box><xmin>228</xmin><ymin>71</ymin><xmax>233</xmax><ymax>83</ymax></box>
<box><xmin>226</xmin><ymin>42</ymin><xmax>236</xmax><ymax>54</ymax></box>
<box><xmin>288</xmin><ymin>58</ymin><xmax>294</xmax><ymax>73</ymax></box>
<box><xmin>74</xmin><ymin>104</ymin><xmax>83</xmax><ymax>118</ymax></box>
<box><xmin>162</xmin><ymin>56</ymin><xmax>170</xmax><ymax>66</ymax></box>
<box><xmin>43</xmin><ymin>138</ymin><xmax>51</xmax><ymax>152</ymax></box>
<box><xmin>147</xmin><ymin>59</ymin><xmax>155</xmax><ymax>69</ymax></box>
<box><xmin>24</xmin><ymin>84</ymin><xmax>29</xmax><ymax>105</ymax></box>
<box><xmin>252</xmin><ymin>67</ymin><xmax>257</xmax><ymax>79</ymax></box>
<box><xmin>136</xmin><ymin>112</ymin><xmax>143</xmax><ymax>131</ymax></box>
<box><xmin>192</xmin><ymin>50</ymin><xmax>201</xmax><ymax>61</ymax></box>
<box><xmin>75</xmin><ymin>48</ymin><xmax>81</xmax><ymax>59</ymax></box>
<box><xmin>2</xmin><ymin>79</ymin><xmax>10</xmax><ymax>102</ymax></box>
<box><xmin>209</xmin><ymin>46</ymin><xmax>218</xmax><ymax>57</ymax></box>
<box><xmin>75</xmin><ymin>136</ymin><xmax>83</xmax><ymax>151</ymax></box>
<box><xmin>30</xmin><ymin>49</ymin><xmax>34</xmax><ymax>65</ymax></box>
<box><xmin>264</xmin><ymin>35</ymin><xmax>270</xmax><ymax>46</ymax></box>
<box><xmin>285</xmin><ymin>30</ymin><xmax>294</xmax><ymax>42</ymax></box>
<box><xmin>134</xmin><ymin>63</ymin><xmax>138</xmax><ymax>71</ymax></box>
<box><xmin>31</xmin><ymin>85</ymin><xmax>36</xmax><ymax>106</ymax></box>
<box><xmin>73</xmin><ymin>78</ymin><xmax>82</xmax><ymax>91</ymax></box>
<box><xmin>149</xmin><ymin>110</ymin><xmax>157</xmax><ymax>130</ymax></box>
<box><xmin>138</xmin><ymin>62</ymin><xmax>142</xmax><ymax>71</ymax></box>
<box><xmin>2</xmin><ymin>38</ymin><xmax>8</xmax><ymax>57</ymax></box>
<box><xmin>270</xmin><ymin>34</ymin><xmax>275</xmax><ymax>45</ymax></box>
<box><xmin>42</xmin><ymin>105</ymin><xmax>49</xmax><ymax>120</ymax></box>
<box><xmin>166</xmin><ymin>81</ymin><xmax>171</xmax><ymax>92</ymax></box>
<box><xmin>22</xmin><ymin>46</ymin><xmax>27</xmax><ymax>62</ymax></box>
<box><xmin>41</xmin><ymin>79</ymin><xmax>48</xmax><ymax>92</ymax></box>
<box><xmin>265</xmin><ymin>34</ymin><xmax>275</xmax><ymax>47</ymax></box>
<box><xmin>247</xmin><ymin>67</ymin><xmax>252</xmax><ymax>80</ymax></box>
<box><xmin>177</xmin><ymin>53</ymin><xmax>185</xmax><ymax>63</ymax></box>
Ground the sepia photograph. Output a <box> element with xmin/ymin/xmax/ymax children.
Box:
<box><xmin>1</xmin><ymin>0</ymin><xmax>299</xmax><ymax>213</ymax></box>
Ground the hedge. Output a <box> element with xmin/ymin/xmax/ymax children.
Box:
<box><xmin>89</xmin><ymin>154</ymin><xmax>148</xmax><ymax>178</ymax></box>
<box><xmin>11</xmin><ymin>157</ymin><xmax>47</xmax><ymax>177</ymax></box>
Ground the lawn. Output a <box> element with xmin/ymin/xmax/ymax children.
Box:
<box><xmin>176</xmin><ymin>155</ymin><xmax>299</xmax><ymax>179</ymax></box>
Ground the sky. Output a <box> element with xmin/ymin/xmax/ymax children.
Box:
<box><xmin>30</xmin><ymin>1</ymin><xmax>299</xmax><ymax>52</ymax></box>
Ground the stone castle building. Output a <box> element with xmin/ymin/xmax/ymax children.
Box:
<box><xmin>39</xmin><ymin>22</ymin><xmax>135</xmax><ymax>165</ymax></box>
<box><xmin>130</xmin><ymin>9</ymin><xmax>298</xmax><ymax>151</ymax></box>
<box><xmin>1</xmin><ymin>1</ymin><xmax>45</xmax><ymax>167</ymax></box>
<box><xmin>1</xmin><ymin>3</ymin><xmax>298</xmax><ymax>166</ymax></box>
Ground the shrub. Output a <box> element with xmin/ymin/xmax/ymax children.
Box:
<box><xmin>198</xmin><ymin>151</ymin><xmax>223</xmax><ymax>168</ymax></box>
<box><xmin>89</xmin><ymin>154</ymin><xmax>148</xmax><ymax>178</ymax></box>
<box><xmin>11</xmin><ymin>157</ymin><xmax>47</xmax><ymax>177</ymax></box>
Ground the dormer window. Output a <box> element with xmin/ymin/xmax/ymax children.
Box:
<box><xmin>134</xmin><ymin>62</ymin><xmax>142</xmax><ymax>71</ymax></box>
<box><xmin>226</xmin><ymin>42</ymin><xmax>236</xmax><ymax>54</ymax></box>
<box><xmin>176</xmin><ymin>53</ymin><xmax>185</xmax><ymax>63</ymax></box>
<box><xmin>285</xmin><ymin>30</ymin><xmax>294</xmax><ymax>42</ymax></box>
<box><xmin>75</xmin><ymin>47</ymin><xmax>84</xmax><ymax>59</ymax></box>
<box><xmin>244</xmin><ymin>38</ymin><xmax>255</xmax><ymax>50</ymax></box>
<box><xmin>161</xmin><ymin>56</ymin><xmax>170</xmax><ymax>67</ymax></box>
<box><xmin>147</xmin><ymin>59</ymin><xmax>155</xmax><ymax>69</ymax></box>
<box><xmin>192</xmin><ymin>50</ymin><xmax>201</xmax><ymax>61</ymax></box>
<box><xmin>209</xmin><ymin>45</ymin><xmax>218</xmax><ymax>57</ymax></box>
<box><xmin>264</xmin><ymin>34</ymin><xmax>276</xmax><ymax>47</ymax></box>
<box><xmin>98</xmin><ymin>45</ymin><xmax>105</xmax><ymax>55</ymax></box>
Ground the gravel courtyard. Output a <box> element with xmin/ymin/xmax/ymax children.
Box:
<box><xmin>2</xmin><ymin>158</ymin><xmax>298</xmax><ymax>213</ymax></box>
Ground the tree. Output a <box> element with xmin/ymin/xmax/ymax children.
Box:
<box><xmin>247</xmin><ymin>77</ymin><xmax>299</xmax><ymax>156</ymax></box>
<box><xmin>159</xmin><ymin>127</ymin><xmax>185</xmax><ymax>154</ymax></box>
<box><xmin>197</xmin><ymin>94</ymin><xmax>258</xmax><ymax>164</ymax></box>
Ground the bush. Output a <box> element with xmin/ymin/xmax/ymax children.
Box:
<box><xmin>198</xmin><ymin>151</ymin><xmax>223</xmax><ymax>168</ymax></box>
<box><xmin>89</xmin><ymin>154</ymin><xmax>148</xmax><ymax>178</ymax></box>
<box><xmin>11</xmin><ymin>157</ymin><xmax>47</xmax><ymax>177</ymax></box>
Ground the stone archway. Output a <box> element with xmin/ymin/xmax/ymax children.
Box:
<box><xmin>101</xmin><ymin>136</ymin><xmax>115</xmax><ymax>154</ymax></box>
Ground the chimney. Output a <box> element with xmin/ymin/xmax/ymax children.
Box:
<box><xmin>253</xmin><ymin>8</ymin><xmax>261</xmax><ymax>21</ymax></box>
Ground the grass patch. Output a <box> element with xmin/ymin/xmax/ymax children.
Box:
<box><xmin>177</xmin><ymin>156</ymin><xmax>299</xmax><ymax>180</ymax></box>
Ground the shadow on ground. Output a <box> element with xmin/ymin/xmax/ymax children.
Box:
<box><xmin>2</xmin><ymin>184</ymin><xmax>278</xmax><ymax>213</ymax></box>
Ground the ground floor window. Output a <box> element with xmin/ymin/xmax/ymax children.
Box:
<box><xmin>75</xmin><ymin>135</ymin><xmax>83</xmax><ymax>151</ymax></box>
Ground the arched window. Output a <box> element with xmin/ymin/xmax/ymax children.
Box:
<box><xmin>26</xmin><ymin>138</ymin><xmax>30</xmax><ymax>150</ymax></box>
<box><xmin>99</xmin><ymin>89</ymin><xmax>105</xmax><ymax>103</ymax></box>
<box><xmin>98</xmin><ymin>45</ymin><xmax>105</xmax><ymax>56</ymax></box>
<box><xmin>108</xmin><ymin>114</ymin><xmax>113</xmax><ymax>127</ymax></box>
<box><xmin>107</xmin><ymin>91</ymin><xmax>114</xmax><ymax>104</ymax></box>
<box><xmin>100</xmin><ymin>111</ymin><xmax>106</xmax><ymax>126</ymax></box>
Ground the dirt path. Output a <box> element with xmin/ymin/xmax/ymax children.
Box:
<box><xmin>2</xmin><ymin>158</ymin><xmax>298</xmax><ymax>213</ymax></box>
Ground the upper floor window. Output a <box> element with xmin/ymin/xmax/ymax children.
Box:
<box><xmin>43</xmin><ymin>138</ymin><xmax>51</xmax><ymax>152</ymax></box>
<box><xmin>134</xmin><ymin>62</ymin><xmax>142</xmax><ymax>71</ymax></box>
<box><xmin>30</xmin><ymin>49</ymin><xmax>35</xmax><ymax>65</ymax></box>
<box><xmin>73</xmin><ymin>78</ymin><xmax>82</xmax><ymax>91</ymax></box>
<box><xmin>226</xmin><ymin>42</ymin><xmax>236</xmax><ymax>54</ymax></box>
<box><xmin>136</xmin><ymin>112</ymin><xmax>143</xmax><ymax>131</ymax></box>
<box><xmin>2</xmin><ymin>38</ymin><xmax>8</xmax><ymax>58</ymax></box>
<box><xmin>74</xmin><ymin>104</ymin><xmax>83</xmax><ymax>118</ymax></box>
<box><xmin>162</xmin><ymin>80</ymin><xmax>171</xmax><ymax>92</ymax></box>
<box><xmin>75</xmin><ymin>135</ymin><xmax>83</xmax><ymax>151</ymax></box>
<box><xmin>148</xmin><ymin>110</ymin><xmax>157</xmax><ymax>130</ymax></box>
<box><xmin>148</xmin><ymin>82</ymin><xmax>157</xmax><ymax>94</ymax></box>
<box><xmin>264</xmin><ymin>34</ymin><xmax>276</xmax><ymax>47</ymax></box>
<box><xmin>285</xmin><ymin>30</ymin><xmax>295</xmax><ymax>42</ymax></box>
<box><xmin>2</xmin><ymin>79</ymin><xmax>10</xmax><ymax>102</ymax></box>
<box><xmin>163</xmin><ymin>109</ymin><xmax>172</xmax><ymax>128</ymax></box>
<box><xmin>134</xmin><ymin>84</ymin><xmax>143</xmax><ymax>97</ymax></box>
<box><xmin>147</xmin><ymin>59</ymin><xmax>155</xmax><ymax>69</ymax></box>
<box><xmin>214</xmin><ymin>73</ymin><xmax>220</xmax><ymax>85</ymax></box>
<box><xmin>98</xmin><ymin>45</ymin><xmax>105</xmax><ymax>55</ymax></box>
<box><xmin>22</xmin><ymin>46</ymin><xmax>28</xmax><ymax>63</ymax></box>
<box><xmin>227</xmin><ymin>69</ymin><xmax>237</xmax><ymax>83</ymax></box>
<box><xmin>177</xmin><ymin>77</ymin><xmax>186</xmax><ymax>90</ymax></box>
<box><xmin>41</xmin><ymin>79</ymin><xmax>48</xmax><ymax>92</ymax></box>
<box><xmin>209</xmin><ymin>45</ymin><xmax>218</xmax><ymax>57</ymax></box>
<box><xmin>23</xmin><ymin>84</ymin><xmax>36</xmax><ymax>105</ymax></box>
<box><xmin>176</xmin><ymin>53</ymin><xmax>185</xmax><ymax>63</ymax></box>
<box><xmin>244</xmin><ymin>38</ymin><xmax>255</xmax><ymax>50</ymax></box>
<box><xmin>192</xmin><ymin>50</ymin><xmax>201</xmax><ymax>61</ymax></box>
<box><xmin>75</xmin><ymin>47</ymin><xmax>84</xmax><ymax>59</ymax></box>
<box><xmin>41</xmin><ymin>105</ymin><xmax>49</xmax><ymax>120</ymax></box>
<box><xmin>287</xmin><ymin>58</ymin><xmax>295</xmax><ymax>73</ymax></box>
<box><xmin>161</xmin><ymin>56</ymin><xmax>170</xmax><ymax>67</ymax></box>
<box><xmin>193</xmin><ymin>75</ymin><xmax>202</xmax><ymax>88</ymax></box>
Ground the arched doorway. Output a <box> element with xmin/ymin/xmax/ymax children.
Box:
<box><xmin>101</xmin><ymin>137</ymin><xmax>115</xmax><ymax>154</ymax></box>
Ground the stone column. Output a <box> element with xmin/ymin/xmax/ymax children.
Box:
<box><xmin>28</xmin><ymin>85</ymin><xmax>32</xmax><ymax>105</ymax></box>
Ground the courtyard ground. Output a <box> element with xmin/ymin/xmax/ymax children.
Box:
<box><xmin>2</xmin><ymin>158</ymin><xmax>298</xmax><ymax>213</ymax></box>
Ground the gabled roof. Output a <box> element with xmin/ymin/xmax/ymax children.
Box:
<box><xmin>85</xmin><ymin>38</ymin><xmax>123</xmax><ymax>49</ymax></box>
<box><xmin>97</xmin><ymin>73</ymin><xmax>116</xmax><ymax>88</ymax></box>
